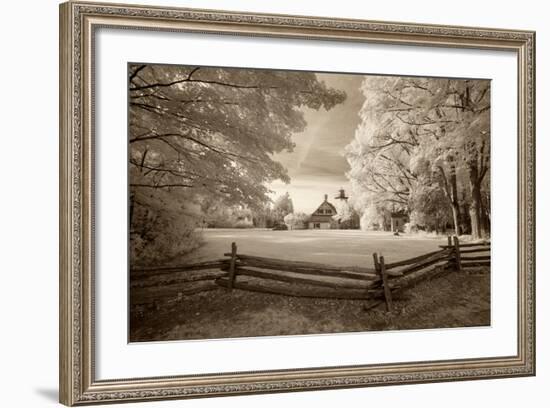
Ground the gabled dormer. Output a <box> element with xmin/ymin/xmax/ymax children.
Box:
<box><xmin>312</xmin><ymin>195</ymin><xmax>337</xmax><ymax>216</ymax></box>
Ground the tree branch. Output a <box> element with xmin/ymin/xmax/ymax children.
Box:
<box><xmin>130</xmin><ymin>183</ymin><xmax>194</xmax><ymax>189</ymax></box>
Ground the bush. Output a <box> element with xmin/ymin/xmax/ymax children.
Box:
<box><xmin>284</xmin><ymin>212</ymin><xmax>309</xmax><ymax>230</ymax></box>
<box><xmin>233</xmin><ymin>219</ymin><xmax>254</xmax><ymax>229</ymax></box>
<box><xmin>130</xmin><ymin>204</ymin><xmax>203</xmax><ymax>267</ymax></box>
<box><xmin>204</xmin><ymin>206</ymin><xmax>254</xmax><ymax>228</ymax></box>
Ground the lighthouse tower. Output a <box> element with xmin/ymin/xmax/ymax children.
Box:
<box><xmin>335</xmin><ymin>188</ymin><xmax>348</xmax><ymax>202</ymax></box>
<box><xmin>333</xmin><ymin>188</ymin><xmax>359</xmax><ymax>229</ymax></box>
<box><xmin>334</xmin><ymin>188</ymin><xmax>349</xmax><ymax>228</ymax></box>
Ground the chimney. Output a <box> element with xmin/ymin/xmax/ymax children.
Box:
<box><xmin>324</xmin><ymin>194</ymin><xmax>328</xmax><ymax>202</ymax></box>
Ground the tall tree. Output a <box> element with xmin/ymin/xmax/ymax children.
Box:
<box><xmin>452</xmin><ymin>82</ymin><xmax>491</xmax><ymax>238</ymax></box>
<box><xmin>129</xmin><ymin>64</ymin><xmax>346</xmax><ymax>264</ymax></box>
<box><xmin>273</xmin><ymin>192</ymin><xmax>294</xmax><ymax>223</ymax></box>
<box><xmin>346</xmin><ymin>76</ymin><xmax>490</xmax><ymax>238</ymax></box>
<box><xmin>129</xmin><ymin>64</ymin><xmax>345</xmax><ymax>209</ymax></box>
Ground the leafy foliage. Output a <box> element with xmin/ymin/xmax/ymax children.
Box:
<box><xmin>345</xmin><ymin>76</ymin><xmax>490</xmax><ymax>237</ymax></box>
<box><xmin>129</xmin><ymin>65</ymin><xmax>346</xmax><ymax>265</ymax></box>
<box><xmin>283</xmin><ymin>212</ymin><xmax>309</xmax><ymax>230</ymax></box>
<box><xmin>332</xmin><ymin>199</ymin><xmax>360</xmax><ymax>229</ymax></box>
<box><xmin>272</xmin><ymin>192</ymin><xmax>295</xmax><ymax>224</ymax></box>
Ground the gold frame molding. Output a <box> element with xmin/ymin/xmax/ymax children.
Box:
<box><xmin>59</xmin><ymin>1</ymin><xmax>536</xmax><ymax>405</ymax></box>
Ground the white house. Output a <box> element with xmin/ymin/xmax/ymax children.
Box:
<box><xmin>308</xmin><ymin>195</ymin><xmax>337</xmax><ymax>229</ymax></box>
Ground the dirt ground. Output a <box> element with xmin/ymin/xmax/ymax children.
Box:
<box><xmin>129</xmin><ymin>266</ymin><xmax>490</xmax><ymax>342</ymax></box>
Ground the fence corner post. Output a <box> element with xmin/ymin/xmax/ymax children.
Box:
<box><xmin>379</xmin><ymin>255</ymin><xmax>393</xmax><ymax>312</ymax></box>
<box><xmin>228</xmin><ymin>242</ymin><xmax>238</xmax><ymax>290</ymax></box>
<box><xmin>447</xmin><ymin>235</ymin><xmax>452</xmax><ymax>248</ymax></box>
<box><xmin>453</xmin><ymin>236</ymin><xmax>462</xmax><ymax>272</ymax></box>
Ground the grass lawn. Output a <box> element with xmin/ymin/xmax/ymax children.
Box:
<box><xmin>130</xmin><ymin>229</ymin><xmax>490</xmax><ymax>342</ymax></box>
<box><xmin>183</xmin><ymin>228</ymin><xmax>449</xmax><ymax>267</ymax></box>
<box><xmin>130</xmin><ymin>267</ymin><xmax>490</xmax><ymax>342</ymax></box>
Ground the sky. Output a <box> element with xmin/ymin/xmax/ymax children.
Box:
<box><xmin>267</xmin><ymin>73</ymin><xmax>365</xmax><ymax>214</ymax></box>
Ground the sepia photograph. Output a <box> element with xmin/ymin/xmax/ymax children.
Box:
<box><xmin>128</xmin><ymin>63</ymin><xmax>491</xmax><ymax>342</ymax></box>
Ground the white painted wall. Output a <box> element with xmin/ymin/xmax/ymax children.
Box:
<box><xmin>309</xmin><ymin>222</ymin><xmax>331</xmax><ymax>229</ymax></box>
<box><xmin>0</xmin><ymin>1</ymin><xmax>547</xmax><ymax>407</ymax></box>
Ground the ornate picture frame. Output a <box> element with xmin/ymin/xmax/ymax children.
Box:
<box><xmin>59</xmin><ymin>1</ymin><xmax>535</xmax><ymax>405</ymax></box>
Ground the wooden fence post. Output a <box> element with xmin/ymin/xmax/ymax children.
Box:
<box><xmin>372</xmin><ymin>252</ymin><xmax>379</xmax><ymax>273</ymax></box>
<box><xmin>228</xmin><ymin>242</ymin><xmax>238</xmax><ymax>289</ymax></box>
<box><xmin>447</xmin><ymin>235</ymin><xmax>453</xmax><ymax>269</ymax></box>
<box><xmin>371</xmin><ymin>252</ymin><xmax>380</xmax><ymax>298</ymax></box>
<box><xmin>379</xmin><ymin>255</ymin><xmax>393</xmax><ymax>312</ymax></box>
<box><xmin>453</xmin><ymin>236</ymin><xmax>462</xmax><ymax>272</ymax></box>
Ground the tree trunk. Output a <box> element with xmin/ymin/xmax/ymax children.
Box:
<box><xmin>469</xmin><ymin>205</ymin><xmax>480</xmax><ymax>239</ymax></box>
<box><xmin>449</xmin><ymin>164</ymin><xmax>462</xmax><ymax>236</ymax></box>
<box><xmin>459</xmin><ymin>191</ymin><xmax>471</xmax><ymax>234</ymax></box>
<box><xmin>479</xmin><ymin>194</ymin><xmax>489</xmax><ymax>237</ymax></box>
<box><xmin>468</xmin><ymin>164</ymin><xmax>483</xmax><ymax>240</ymax></box>
<box><xmin>468</xmin><ymin>137</ymin><xmax>489</xmax><ymax>239</ymax></box>
<box><xmin>438</xmin><ymin>163</ymin><xmax>461</xmax><ymax>237</ymax></box>
<box><xmin>451</xmin><ymin>203</ymin><xmax>460</xmax><ymax>237</ymax></box>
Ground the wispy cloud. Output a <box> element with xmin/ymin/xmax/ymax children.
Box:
<box><xmin>266</xmin><ymin>73</ymin><xmax>365</xmax><ymax>213</ymax></box>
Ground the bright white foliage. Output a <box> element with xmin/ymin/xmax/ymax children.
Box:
<box><xmin>345</xmin><ymin>76</ymin><xmax>490</xmax><ymax>234</ymax></box>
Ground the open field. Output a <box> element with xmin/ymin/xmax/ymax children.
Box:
<box><xmin>181</xmin><ymin>229</ymin><xmax>449</xmax><ymax>267</ymax></box>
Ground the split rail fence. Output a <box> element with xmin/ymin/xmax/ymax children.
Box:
<box><xmin>131</xmin><ymin>236</ymin><xmax>490</xmax><ymax>312</ymax></box>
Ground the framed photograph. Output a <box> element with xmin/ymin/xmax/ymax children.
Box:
<box><xmin>59</xmin><ymin>1</ymin><xmax>535</xmax><ymax>405</ymax></box>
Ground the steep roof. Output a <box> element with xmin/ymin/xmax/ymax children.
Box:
<box><xmin>312</xmin><ymin>200</ymin><xmax>336</xmax><ymax>215</ymax></box>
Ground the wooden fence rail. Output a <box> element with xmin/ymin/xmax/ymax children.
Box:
<box><xmin>131</xmin><ymin>236</ymin><xmax>490</xmax><ymax>311</ymax></box>
<box><xmin>222</xmin><ymin>253</ymin><xmax>381</xmax><ymax>278</ymax></box>
<box><xmin>131</xmin><ymin>260</ymin><xmax>229</xmax><ymax>278</ymax></box>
